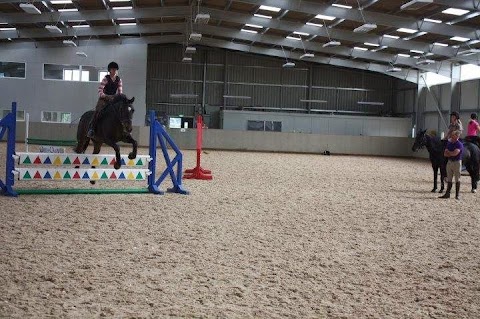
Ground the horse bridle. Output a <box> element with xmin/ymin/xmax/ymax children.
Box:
<box><xmin>109</xmin><ymin>99</ymin><xmax>133</xmax><ymax>134</ymax></box>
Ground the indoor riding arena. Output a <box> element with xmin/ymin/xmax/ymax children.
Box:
<box><xmin>1</xmin><ymin>0</ymin><xmax>480</xmax><ymax>318</ymax></box>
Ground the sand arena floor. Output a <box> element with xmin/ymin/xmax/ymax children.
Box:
<box><xmin>0</xmin><ymin>142</ymin><xmax>479</xmax><ymax>318</ymax></box>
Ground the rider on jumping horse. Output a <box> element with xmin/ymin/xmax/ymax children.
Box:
<box><xmin>87</xmin><ymin>61</ymin><xmax>123</xmax><ymax>138</ymax></box>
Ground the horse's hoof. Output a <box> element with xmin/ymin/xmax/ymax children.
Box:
<box><xmin>431</xmin><ymin>189</ymin><xmax>436</xmax><ymax>193</ymax></box>
<box><xmin>439</xmin><ymin>189</ymin><xmax>444</xmax><ymax>193</ymax></box>
<box><xmin>114</xmin><ymin>162</ymin><xmax>121</xmax><ymax>170</ymax></box>
<box><xmin>90</xmin><ymin>181</ymin><xmax>96</xmax><ymax>185</ymax></box>
<box><xmin>472</xmin><ymin>189</ymin><xmax>477</xmax><ymax>193</ymax></box>
<box><xmin>128</xmin><ymin>152</ymin><xmax>136</xmax><ymax>160</ymax></box>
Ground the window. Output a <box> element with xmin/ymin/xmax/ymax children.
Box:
<box><xmin>63</xmin><ymin>69</ymin><xmax>89</xmax><ymax>81</ymax></box>
<box><xmin>247</xmin><ymin>120</ymin><xmax>282</xmax><ymax>132</ymax></box>
<box><xmin>247</xmin><ymin>120</ymin><xmax>265</xmax><ymax>131</ymax></box>
<box><xmin>41</xmin><ymin>111</ymin><xmax>71</xmax><ymax>123</ymax></box>
<box><xmin>99</xmin><ymin>71</ymin><xmax>108</xmax><ymax>80</ymax></box>
<box><xmin>1</xmin><ymin>109</ymin><xmax>25</xmax><ymax>121</ymax></box>
<box><xmin>460</xmin><ymin>64</ymin><xmax>480</xmax><ymax>82</ymax></box>
<box><xmin>421</xmin><ymin>72</ymin><xmax>451</xmax><ymax>86</ymax></box>
<box><xmin>265</xmin><ymin>121</ymin><xmax>282</xmax><ymax>132</ymax></box>
<box><xmin>44</xmin><ymin>64</ymin><xmax>103</xmax><ymax>82</ymax></box>
<box><xmin>0</xmin><ymin>62</ymin><xmax>26</xmax><ymax>79</ymax></box>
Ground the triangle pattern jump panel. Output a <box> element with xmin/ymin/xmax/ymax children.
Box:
<box><xmin>16</xmin><ymin>168</ymin><xmax>151</xmax><ymax>181</ymax></box>
<box><xmin>16</xmin><ymin>153</ymin><xmax>151</xmax><ymax>167</ymax></box>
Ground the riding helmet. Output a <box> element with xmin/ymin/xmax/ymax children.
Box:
<box><xmin>450</xmin><ymin>111</ymin><xmax>459</xmax><ymax>119</ymax></box>
<box><xmin>471</xmin><ymin>112</ymin><xmax>478</xmax><ymax>120</ymax></box>
<box><xmin>107</xmin><ymin>61</ymin><xmax>119</xmax><ymax>71</ymax></box>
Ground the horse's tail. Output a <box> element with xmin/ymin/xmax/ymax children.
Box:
<box><xmin>74</xmin><ymin>111</ymin><xmax>94</xmax><ymax>154</ymax></box>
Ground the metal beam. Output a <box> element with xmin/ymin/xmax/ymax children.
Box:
<box><xmin>235</xmin><ymin>0</ymin><xmax>479</xmax><ymax>39</ymax></box>
<box><xmin>202</xmin><ymin>8</ymin><xmax>459</xmax><ymax>59</ymax></box>
<box><xmin>195</xmin><ymin>24</ymin><xmax>451</xmax><ymax>76</ymax></box>
<box><xmin>0</xmin><ymin>23</ymin><xmax>185</xmax><ymax>40</ymax></box>
<box><xmin>198</xmin><ymin>37</ymin><xmax>419</xmax><ymax>83</ymax></box>
<box><xmin>0</xmin><ymin>34</ymin><xmax>185</xmax><ymax>49</ymax></box>
<box><xmin>0</xmin><ymin>6</ymin><xmax>191</xmax><ymax>24</ymax></box>
<box><xmin>431</xmin><ymin>0</ymin><xmax>480</xmax><ymax>11</ymax></box>
<box><xmin>0</xmin><ymin>6</ymin><xmax>475</xmax><ymax>62</ymax></box>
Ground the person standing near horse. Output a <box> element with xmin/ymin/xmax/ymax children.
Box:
<box><xmin>87</xmin><ymin>61</ymin><xmax>123</xmax><ymax>138</ymax></box>
<box><xmin>440</xmin><ymin>130</ymin><xmax>464</xmax><ymax>200</ymax></box>
<box><xmin>445</xmin><ymin>111</ymin><xmax>463</xmax><ymax>140</ymax></box>
<box><xmin>465</xmin><ymin>113</ymin><xmax>480</xmax><ymax>147</ymax></box>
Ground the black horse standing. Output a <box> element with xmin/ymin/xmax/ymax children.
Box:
<box><xmin>74</xmin><ymin>94</ymin><xmax>137</xmax><ymax>170</ymax></box>
<box><xmin>412</xmin><ymin>130</ymin><xmax>480</xmax><ymax>193</ymax></box>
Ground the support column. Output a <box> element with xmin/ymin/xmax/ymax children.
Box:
<box><xmin>450</xmin><ymin>63</ymin><xmax>462</xmax><ymax>115</ymax></box>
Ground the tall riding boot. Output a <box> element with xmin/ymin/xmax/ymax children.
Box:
<box><xmin>439</xmin><ymin>182</ymin><xmax>452</xmax><ymax>198</ymax></box>
<box><xmin>455</xmin><ymin>182</ymin><xmax>460</xmax><ymax>200</ymax></box>
<box><xmin>87</xmin><ymin>113</ymin><xmax>98</xmax><ymax>138</ymax></box>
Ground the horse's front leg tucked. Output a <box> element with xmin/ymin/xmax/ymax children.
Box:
<box><xmin>123</xmin><ymin>134</ymin><xmax>138</xmax><ymax>160</ymax></box>
<box><xmin>105</xmin><ymin>142</ymin><xmax>122</xmax><ymax>169</ymax></box>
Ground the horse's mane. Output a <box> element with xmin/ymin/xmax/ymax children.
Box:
<box><xmin>111</xmin><ymin>93</ymin><xmax>127</xmax><ymax>104</ymax></box>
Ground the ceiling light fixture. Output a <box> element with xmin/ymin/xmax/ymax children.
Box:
<box><xmin>315</xmin><ymin>14</ymin><xmax>336</xmax><ymax>21</ymax></box>
<box><xmin>332</xmin><ymin>3</ymin><xmax>352</xmax><ymax>9</ymax></box>
<box><xmin>357</xmin><ymin>101</ymin><xmax>384</xmax><ymax>106</ymax></box>
<box><xmin>354</xmin><ymin>23</ymin><xmax>377</xmax><ymax>33</ymax></box>
<box><xmin>442</xmin><ymin>8</ymin><xmax>470</xmax><ymax>16</ymax></box>
<box><xmin>245</xmin><ymin>23</ymin><xmax>263</xmax><ymax>29</ymax></box>
<box><xmin>112</xmin><ymin>6</ymin><xmax>133</xmax><ymax>10</ymax></box>
<box><xmin>383</xmin><ymin>34</ymin><xmax>400</xmax><ymax>39</ymax></box>
<box><xmin>283</xmin><ymin>62</ymin><xmax>295</xmax><ymax>68</ymax></box>
<box><xmin>75</xmin><ymin>51</ymin><xmax>87</xmax><ymax>57</ymax></box>
<box><xmin>397</xmin><ymin>28</ymin><xmax>417</xmax><ymax>33</ymax></box>
<box><xmin>400</xmin><ymin>0</ymin><xmax>433</xmax><ymax>10</ymax></box>
<box><xmin>286</xmin><ymin>36</ymin><xmax>302</xmax><ymax>41</ymax></box>
<box><xmin>254</xmin><ymin>13</ymin><xmax>272</xmax><ymax>19</ymax></box>
<box><xmin>293</xmin><ymin>31</ymin><xmax>309</xmax><ymax>36</ymax></box>
<box><xmin>241</xmin><ymin>28</ymin><xmax>258</xmax><ymax>34</ymax></box>
<box><xmin>371</xmin><ymin>45</ymin><xmax>388</xmax><ymax>52</ymax></box>
<box><xmin>259</xmin><ymin>5</ymin><xmax>281</xmax><ymax>12</ymax></box>
<box><xmin>424</xmin><ymin>18</ymin><xmax>442</xmax><ymax>23</ymax></box>
<box><xmin>450</xmin><ymin>36</ymin><xmax>470</xmax><ymax>42</ymax></box>
<box><xmin>323</xmin><ymin>40</ymin><xmax>341</xmax><ymax>47</ymax></box>
<box><xmin>386</xmin><ymin>66</ymin><xmax>402</xmax><ymax>72</ymax></box>
<box><xmin>306</xmin><ymin>22</ymin><xmax>323</xmax><ymax>27</ymax></box>
<box><xmin>416</xmin><ymin>59</ymin><xmax>435</xmax><ymax>65</ymax></box>
<box><xmin>457</xmin><ymin>48</ymin><xmax>480</xmax><ymax>56</ymax></box>
<box><xmin>185</xmin><ymin>46</ymin><xmax>196</xmax><ymax>54</ymax></box>
<box><xmin>195</xmin><ymin>13</ymin><xmax>210</xmax><ymax>24</ymax></box>
<box><xmin>189</xmin><ymin>33</ymin><xmax>202</xmax><ymax>41</ymax></box>
<box><xmin>45</xmin><ymin>25</ymin><xmax>62</xmax><ymax>33</ymax></box>
<box><xmin>19</xmin><ymin>3</ymin><xmax>41</xmax><ymax>14</ymax></box>
<box><xmin>300</xmin><ymin>53</ymin><xmax>314</xmax><ymax>59</ymax></box>
<box><xmin>62</xmin><ymin>39</ymin><xmax>77</xmax><ymax>47</ymax></box>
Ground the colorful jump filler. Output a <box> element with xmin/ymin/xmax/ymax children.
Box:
<box><xmin>0</xmin><ymin>102</ymin><xmax>188</xmax><ymax>196</ymax></box>
<box><xmin>184</xmin><ymin>114</ymin><xmax>213</xmax><ymax>180</ymax></box>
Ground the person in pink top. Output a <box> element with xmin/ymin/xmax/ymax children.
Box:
<box><xmin>465</xmin><ymin>113</ymin><xmax>480</xmax><ymax>147</ymax></box>
<box><xmin>87</xmin><ymin>61</ymin><xmax>123</xmax><ymax>138</ymax></box>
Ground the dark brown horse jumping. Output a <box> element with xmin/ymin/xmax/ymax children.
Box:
<box><xmin>74</xmin><ymin>94</ymin><xmax>137</xmax><ymax>170</ymax></box>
